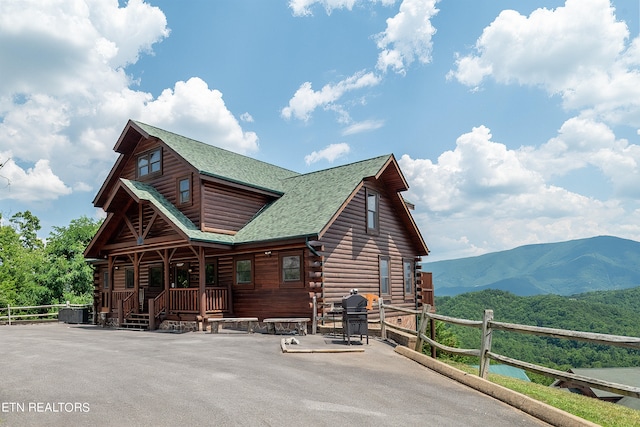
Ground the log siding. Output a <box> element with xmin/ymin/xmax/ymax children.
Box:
<box><xmin>321</xmin><ymin>182</ymin><xmax>421</xmax><ymax>310</ymax></box>
<box><xmin>202</xmin><ymin>182</ymin><xmax>270</xmax><ymax>233</ymax></box>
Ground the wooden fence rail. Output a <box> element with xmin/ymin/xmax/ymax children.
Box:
<box><xmin>377</xmin><ymin>298</ymin><xmax>640</xmax><ymax>401</ymax></box>
<box><xmin>0</xmin><ymin>303</ymin><xmax>90</xmax><ymax>325</ymax></box>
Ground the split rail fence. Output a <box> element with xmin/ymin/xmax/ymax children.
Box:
<box><xmin>378</xmin><ymin>299</ymin><xmax>640</xmax><ymax>400</ymax></box>
<box><xmin>0</xmin><ymin>303</ymin><xmax>91</xmax><ymax>325</ymax></box>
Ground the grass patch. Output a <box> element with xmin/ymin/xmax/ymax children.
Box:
<box><xmin>444</xmin><ymin>360</ymin><xmax>640</xmax><ymax>427</ymax></box>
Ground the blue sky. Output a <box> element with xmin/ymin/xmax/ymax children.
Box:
<box><xmin>1</xmin><ymin>0</ymin><xmax>640</xmax><ymax>261</ymax></box>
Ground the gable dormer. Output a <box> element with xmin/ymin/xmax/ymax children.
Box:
<box><xmin>93</xmin><ymin>120</ymin><xmax>297</xmax><ymax>237</ymax></box>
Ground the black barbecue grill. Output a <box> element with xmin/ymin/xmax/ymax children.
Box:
<box><xmin>342</xmin><ymin>292</ymin><xmax>369</xmax><ymax>345</ymax></box>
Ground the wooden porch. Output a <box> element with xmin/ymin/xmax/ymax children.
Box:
<box><xmin>100</xmin><ymin>287</ymin><xmax>230</xmax><ymax>325</ymax></box>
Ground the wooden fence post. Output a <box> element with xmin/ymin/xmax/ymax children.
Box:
<box><xmin>378</xmin><ymin>297</ymin><xmax>386</xmax><ymax>340</ymax></box>
<box><xmin>7</xmin><ymin>304</ymin><xmax>11</xmax><ymax>326</ymax></box>
<box><xmin>479</xmin><ymin>309</ymin><xmax>494</xmax><ymax>379</ymax></box>
<box><xmin>415</xmin><ymin>304</ymin><xmax>431</xmax><ymax>353</ymax></box>
<box><xmin>430</xmin><ymin>318</ymin><xmax>437</xmax><ymax>358</ymax></box>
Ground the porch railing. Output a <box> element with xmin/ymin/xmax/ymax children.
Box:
<box><xmin>122</xmin><ymin>292</ymin><xmax>135</xmax><ymax>318</ymax></box>
<box><xmin>112</xmin><ymin>290</ymin><xmax>134</xmax><ymax>312</ymax></box>
<box><xmin>170</xmin><ymin>288</ymin><xmax>199</xmax><ymax>313</ymax></box>
<box><xmin>205</xmin><ymin>287</ymin><xmax>228</xmax><ymax>312</ymax></box>
<box><xmin>153</xmin><ymin>290</ymin><xmax>167</xmax><ymax>318</ymax></box>
<box><xmin>168</xmin><ymin>287</ymin><xmax>229</xmax><ymax>313</ymax></box>
<box><xmin>107</xmin><ymin>288</ymin><xmax>228</xmax><ymax>315</ymax></box>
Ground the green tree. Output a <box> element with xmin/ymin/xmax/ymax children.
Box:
<box><xmin>0</xmin><ymin>213</ymin><xmax>49</xmax><ymax>307</ymax></box>
<box><xmin>41</xmin><ymin>216</ymin><xmax>101</xmax><ymax>303</ymax></box>
<box><xmin>0</xmin><ymin>213</ymin><xmax>102</xmax><ymax>308</ymax></box>
<box><xmin>10</xmin><ymin>210</ymin><xmax>43</xmax><ymax>250</ymax></box>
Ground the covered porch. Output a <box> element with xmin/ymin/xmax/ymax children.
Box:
<box><xmin>96</xmin><ymin>244</ymin><xmax>233</xmax><ymax>328</ymax></box>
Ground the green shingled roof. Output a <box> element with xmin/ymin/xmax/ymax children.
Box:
<box><xmin>234</xmin><ymin>155</ymin><xmax>391</xmax><ymax>243</ymax></box>
<box><xmin>128</xmin><ymin>122</ymin><xmax>395</xmax><ymax>245</ymax></box>
<box><xmin>134</xmin><ymin>121</ymin><xmax>298</xmax><ymax>193</ymax></box>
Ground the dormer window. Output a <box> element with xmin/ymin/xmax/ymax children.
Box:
<box><xmin>137</xmin><ymin>148</ymin><xmax>162</xmax><ymax>177</ymax></box>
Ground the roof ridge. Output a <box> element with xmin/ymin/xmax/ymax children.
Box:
<box><xmin>133</xmin><ymin>120</ymin><xmax>300</xmax><ymax>176</ymax></box>
<box><xmin>285</xmin><ymin>154</ymin><xmax>392</xmax><ymax>180</ymax></box>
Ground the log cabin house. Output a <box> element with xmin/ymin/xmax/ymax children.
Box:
<box><xmin>85</xmin><ymin>120</ymin><xmax>431</xmax><ymax>331</ymax></box>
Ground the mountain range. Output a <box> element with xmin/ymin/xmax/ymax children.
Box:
<box><xmin>425</xmin><ymin>236</ymin><xmax>640</xmax><ymax>296</ymax></box>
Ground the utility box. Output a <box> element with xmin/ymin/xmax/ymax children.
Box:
<box><xmin>58</xmin><ymin>308</ymin><xmax>89</xmax><ymax>324</ymax></box>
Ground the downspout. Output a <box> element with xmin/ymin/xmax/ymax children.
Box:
<box><xmin>305</xmin><ymin>238</ymin><xmax>320</xmax><ymax>257</ymax></box>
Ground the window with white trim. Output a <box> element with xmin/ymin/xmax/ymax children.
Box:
<box><xmin>137</xmin><ymin>148</ymin><xmax>161</xmax><ymax>177</ymax></box>
<box><xmin>379</xmin><ymin>256</ymin><xmax>390</xmax><ymax>295</ymax></box>
<box><xmin>178</xmin><ymin>176</ymin><xmax>191</xmax><ymax>205</ymax></box>
<box><xmin>235</xmin><ymin>257</ymin><xmax>253</xmax><ymax>286</ymax></box>
<box><xmin>280</xmin><ymin>252</ymin><xmax>303</xmax><ymax>288</ymax></box>
<box><xmin>366</xmin><ymin>189</ymin><xmax>379</xmax><ymax>234</ymax></box>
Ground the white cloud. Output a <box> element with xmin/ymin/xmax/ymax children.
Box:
<box><xmin>86</xmin><ymin>0</ymin><xmax>170</xmax><ymax>67</ymax></box>
<box><xmin>519</xmin><ymin>116</ymin><xmax>640</xmax><ymax>198</ymax></box>
<box><xmin>289</xmin><ymin>0</ymin><xmax>357</xmax><ymax>16</ymax></box>
<box><xmin>289</xmin><ymin>0</ymin><xmax>396</xmax><ymax>16</ymax></box>
<box><xmin>0</xmin><ymin>155</ymin><xmax>71</xmax><ymax>201</ymax></box>
<box><xmin>141</xmin><ymin>78</ymin><xmax>259</xmax><ymax>154</ymax></box>
<box><xmin>449</xmin><ymin>0</ymin><xmax>626</xmax><ymax>89</ymax></box>
<box><xmin>342</xmin><ymin>119</ymin><xmax>385</xmax><ymax>135</ymax></box>
<box><xmin>0</xmin><ymin>1</ymin><xmax>259</xmax><ymax>203</ymax></box>
<box><xmin>447</xmin><ymin>0</ymin><xmax>640</xmax><ymax>126</ymax></box>
<box><xmin>0</xmin><ymin>0</ymin><xmax>168</xmax><ymax>96</ymax></box>
<box><xmin>281</xmin><ymin>71</ymin><xmax>381</xmax><ymax>122</ymax></box>
<box><xmin>240</xmin><ymin>112</ymin><xmax>254</xmax><ymax>123</ymax></box>
<box><xmin>399</xmin><ymin>123</ymin><xmax>640</xmax><ymax>260</ymax></box>
<box><xmin>304</xmin><ymin>143</ymin><xmax>351</xmax><ymax>165</ymax></box>
<box><xmin>375</xmin><ymin>0</ymin><xmax>439</xmax><ymax>74</ymax></box>
<box><xmin>400</xmin><ymin>126</ymin><xmax>544</xmax><ymax>214</ymax></box>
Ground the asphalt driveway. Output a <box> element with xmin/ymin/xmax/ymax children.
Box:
<box><xmin>0</xmin><ymin>323</ymin><xmax>548</xmax><ymax>426</ymax></box>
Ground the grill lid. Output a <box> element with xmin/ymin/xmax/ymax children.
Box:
<box><xmin>342</xmin><ymin>293</ymin><xmax>368</xmax><ymax>312</ymax></box>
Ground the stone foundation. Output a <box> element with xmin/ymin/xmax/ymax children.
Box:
<box><xmin>99</xmin><ymin>314</ymin><xmax>120</xmax><ymax>328</ymax></box>
<box><xmin>158</xmin><ymin>320</ymin><xmax>198</xmax><ymax>332</ymax></box>
<box><xmin>260</xmin><ymin>321</ymin><xmax>308</xmax><ymax>335</ymax></box>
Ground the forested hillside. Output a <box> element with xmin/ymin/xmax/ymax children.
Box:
<box><xmin>435</xmin><ymin>288</ymin><xmax>640</xmax><ymax>373</ymax></box>
<box><xmin>427</xmin><ymin>236</ymin><xmax>640</xmax><ymax>296</ymax></box>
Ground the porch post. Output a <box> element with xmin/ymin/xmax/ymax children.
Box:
<box><xmin>108</xmin><ymin>256</ymin><xmax>114</xmax><ymax>313</ymax></box>
<box><xmin>164</xmin><ymin>249</ymin><xmax>170</xmax><ymax>315</ymax></box>
<box><xmin>148</xmin><ymin>298</ymin><xmax>155</xmax><ymax>331</ymax></box>
<box><xmin>198</xmin><ymin>246</ymin><xmax>206</xmax><ymax>319</ymax></box>
<box><xmin>117</xmin><ymin>298</ymin><xmax>123</xmax><ymax>326</ymax></box>
<box><xmin>133</xmin><ymin>252</ymin><xmax>140</xmax><ymax>314</ymax></box>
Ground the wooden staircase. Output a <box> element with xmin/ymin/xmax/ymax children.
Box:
<box><xmin>120</xmin><ymin>313</ymin><xmax>150</xmax><ymax>330</ymax></box>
